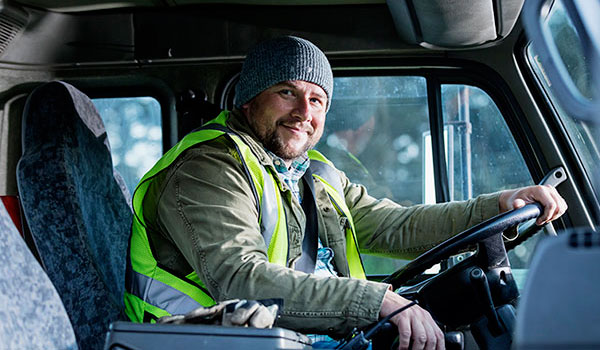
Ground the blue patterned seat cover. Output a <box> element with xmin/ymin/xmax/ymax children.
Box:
<box><xmin>17</xmin><ymin>81</ymin><xmax>133</xmax><ymax>350</ymax></box>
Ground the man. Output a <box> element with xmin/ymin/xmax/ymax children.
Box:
<box><xmin>125</xmin><ymin>36</ymin><xmax>567</xmax><ymax>350</ymax></box>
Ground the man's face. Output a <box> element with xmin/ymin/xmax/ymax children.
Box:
<box><xmin>242</xmin><ymin>80</ymin><xmax>327</xmax><ymax>162</ymax></box>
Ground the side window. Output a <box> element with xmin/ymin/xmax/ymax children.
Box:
<box><xmin>92</xmin><ymin>97</ymin><xmax>162</xmax><ymax>193</ymax></box>
<box><xmin>527</xmin><ymin>0</ymin><xmax>599</xmax><ymax>192</ymax></box>
<box><xmin>520</xmin><ymin>0</ymin><xmax>600</xmax><ymax>289</ymax></box>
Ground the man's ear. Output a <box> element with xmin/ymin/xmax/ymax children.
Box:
<box><xmin>240</xmin><ymin>102</ymin><xmax>250</xmax><ymax>118</ymax></box>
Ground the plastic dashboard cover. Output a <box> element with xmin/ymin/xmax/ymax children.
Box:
<box><xmin>514</xmin><ymin>229</ymin><xmax>600</xmax><ymax>350</ymax></box>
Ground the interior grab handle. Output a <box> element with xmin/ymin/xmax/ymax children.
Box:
<box><xmin>534</xmin><ymin>167</ymin><xmax>567</xmax><ymax>236</ymax></box>
<box><xmin>538</xmin><ymin>167</ymin><xmax>567</xmax><ymax>188</ymax></box>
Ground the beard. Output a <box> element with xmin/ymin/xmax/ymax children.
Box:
<box><xmin>247</xmin><ymin>110</ymin><xmax>321</xmax><ymax>161</ymax></box>
<box><xmin>262</xmin><ymin>125</ymin><xmax>313</xmax><ymax>160</ymax></box>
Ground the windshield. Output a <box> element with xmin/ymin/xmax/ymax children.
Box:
<box><xmin>526</xmin><ymin>0</ymin><xmax>600</xmax><ymax>191</ymax></box>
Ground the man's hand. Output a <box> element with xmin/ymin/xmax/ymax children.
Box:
<box><xmin>157</xmin><ymin>299</ymin><xmax>279</xmax><ymax>329</ymax></box>
<box><xmin>380</xmin><ymin>290</ymin><xmax>444</xmax><ymax>350</ymax></box>
<box><xmin>498</xmin><ymin>185</ymin><xmax>567</xmax><ymax>225</ymax></box>
<box><xmin>222</xmin><ymin>299</ymin><xmax>279</xmax><ymax>328</ymax></box>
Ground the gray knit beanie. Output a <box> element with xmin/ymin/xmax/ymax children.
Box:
<box><xmin>234</xmin><ymin>36</ymin><xmax>333</xmax><ymax>110</ymax></box>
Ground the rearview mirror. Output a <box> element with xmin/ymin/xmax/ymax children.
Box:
<box><xmin>523</xmin><ymin>0</ymin><xmax>600</xmax><ymax>122</ymax></box>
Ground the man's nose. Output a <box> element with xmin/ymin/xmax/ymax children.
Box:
<box><xmin>291</xmin><ymin>97</ymin><xmax>311</xmax><ymax>122</ymax></box>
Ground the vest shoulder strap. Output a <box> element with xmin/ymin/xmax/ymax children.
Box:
<box><xmin>308</xmin><ymin>150</ymin><xmax>344</xmax><ymax>198</ymax></box>
<box><xmin>199</xmin><ymin>123</ymin><xmax>261</xmax><ymax>213</ymax></box>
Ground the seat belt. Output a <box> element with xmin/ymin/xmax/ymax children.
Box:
<box><xmin>295</xmin><ymin>167</ymin><xmax>319</xmax><ymax>274</ymax></box>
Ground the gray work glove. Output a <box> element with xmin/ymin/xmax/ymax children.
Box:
<box><xmin>157</xmin><ymin>299</ymin><xmax>239</xmax><ymax>325</ymax></box>
<box><xmin>222</xmin><ymin>299</ymin><xmax>279</xmax><ymax>328</ymax></box>
<box><xmin>157</xmin><ymin>298</ymin><xmax>281</xmax><ymax>329</ymax></box>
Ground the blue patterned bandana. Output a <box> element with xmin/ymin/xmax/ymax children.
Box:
<box><xmin>267</xmin><ymin>151</ymin><xmax>309</xmax><ymax>202</ymax></box>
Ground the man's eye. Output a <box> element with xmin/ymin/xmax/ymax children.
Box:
<box><xmin>310</xmin><ymin>97</ymin><xmax>324</xmax><ymax>106</ymax></box>
<box><xmin>279</xmin><ymin>89</ymin><xmax>293</xmax><ymax>96</ymax></box>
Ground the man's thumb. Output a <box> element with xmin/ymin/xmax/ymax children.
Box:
<box><xmin>513</xmin><ymin>198</ymin><xmax>526</xmax><ymax>209</ymax></box>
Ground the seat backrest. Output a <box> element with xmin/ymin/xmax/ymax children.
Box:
<box><xmin>0</xmin><ymin>201</ymin><xmax>78</xmax><ymax>350</ymax></box>
<box><xmin>16</xmin><ymin>81</ymin><xmax>133</xmax><ymax>350</ymax></box>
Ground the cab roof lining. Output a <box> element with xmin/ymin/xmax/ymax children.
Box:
<box><xmin>2</xmin><ymin>0</ymin><xmax>525</xmax><ymax>66</ymax></box>
<box><xmin>11</xmin><ymin>0</ymin><xmax>386</xmax><ymax>13</ymax></box>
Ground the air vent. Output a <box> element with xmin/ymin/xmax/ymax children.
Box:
<box><xmin>0</xmin><ymin>6</ymin><xmax>28</xmax><ymax>56</ymax></box>
<box><xmin>569</xmin><ymin>230</ymin><xmax>600</xmax><ymax>248</ymax></box>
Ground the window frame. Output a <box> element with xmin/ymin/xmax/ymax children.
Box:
<box><xmin>220</xmin><ymin>53</ymin><xmax>594</xmax><ymax>231</ymax></box>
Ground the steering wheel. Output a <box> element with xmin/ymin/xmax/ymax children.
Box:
<box><xmin>360</xmin><ymin>203</ymin><xmax>545</xmax><ymax>350</ymax></box>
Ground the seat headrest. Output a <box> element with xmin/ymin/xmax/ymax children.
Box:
<box><xmin>22</xmin><ymin>81</ymin><xmax>111</xmax><ymax>153</ymax></box>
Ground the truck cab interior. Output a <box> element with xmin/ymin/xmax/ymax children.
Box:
<box><xmin>0</xmin><ymin>0</ymin><xmax>598</xmax><ymax>349</ymax></box>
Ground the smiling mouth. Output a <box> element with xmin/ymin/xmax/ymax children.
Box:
<box><xmin>280</xmin><ymin>122</ymin><xmax>312</xmax><ymax>135</ymax></box>
<box><xmin>282</xmin><ymin>124</ymin><xmax>301</xmax><ymax>132</ymax></box>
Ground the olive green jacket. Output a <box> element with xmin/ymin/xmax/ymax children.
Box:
<box><xmin>141</xmin><ymin>109</ymin><xmax>500</xmax><ymax>337</ymax></box>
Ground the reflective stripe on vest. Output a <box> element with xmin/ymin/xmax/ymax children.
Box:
<box><xmin>125</xmin><ymin>111</ymin><xmax>365</xmax><ymax>322</ymax></box>
<box><xmin>129</xmin><ymin>269</ymin><xmax>204</xmax><ymax>316</ymax></box>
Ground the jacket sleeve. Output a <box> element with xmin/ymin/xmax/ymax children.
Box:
<box><xmin>341</xmin><ymin>172</ymin><xmax>501</xmax><ymax>259</ymax></box>
<box><xmin>155</xmin><ymin>140</ymin><xmax>389</xmax><ymax>337</ymax></box>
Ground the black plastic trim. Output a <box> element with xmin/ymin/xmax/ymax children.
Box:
<box><xmin>404</xmin><ymin>0</ymin><xmax>424</xmax><ymax>44</ymax></box>
<box><xmin>426</xmin><ymin>76</ymin><xmax>450</xmax><ymax>203</ymax></box>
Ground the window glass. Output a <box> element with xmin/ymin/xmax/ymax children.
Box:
<box><xmin>527</xmin><ymin>1</ymin><xmax>600</xmax><ymax>194</ymax></box>
<box><xmin>545</xmin><ymin>0</ymin><xmax>594</xmax><ymax>101</ymax></box>
<box><xmin>316</xmin><ymin>76</ymin><xmax>430</xmax><ymax>275</ymax></box>
<box><xmin>318</xmin><ymin>76</ymin><xmax>429</xmax><ymax>204</ymax></box>
<box><xmin>92</xmin><ymin>97</ymin><xmax>162</xmax><ymax>193</ymax></box>
<box><xmin>441</xmin><ymin>85</ymin><xmax>533</xmax><ymax>200</ymax></box>
<box><xmin>523</xmin><ymin>0</ymin><xmax>600</xmax><ymax>287</ymax></box>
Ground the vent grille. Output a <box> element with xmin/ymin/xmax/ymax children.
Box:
<box><xmin>0</xmin><ymin>11</ymin><xmax>27</xmax><ymax>56</ymax></box>
<box><xmin>569</xmin><ymin>231</ymin><xmax>600</xmax><ymax>248</ymax></box>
